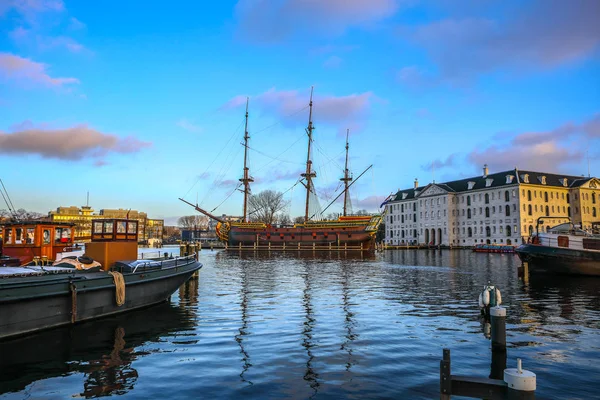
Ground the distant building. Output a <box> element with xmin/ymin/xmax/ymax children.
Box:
<box><xmin>48</xmin><ymin>206</ymin><xmax>164</xmax><ymax>243</ymax></box>
<box><xmin>384</xmin><ymin>166</ymin><xmax>599</xmax><ymax>246</ymax></box>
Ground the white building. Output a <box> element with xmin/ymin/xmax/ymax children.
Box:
<box><xmin>384</xmin><ymin>166</ymin><xmax>600</xmax><ymax>246</ymax></box>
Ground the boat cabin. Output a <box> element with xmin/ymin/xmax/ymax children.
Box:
<box><xmin>1</xmin><ymin>221</ymin><xmax>75</xmax><ymax>266</ymax></box>
<box><xmin>85</xmin><ymin>218</ymin><xmax>139</xmax><ymax>271</ymax></box>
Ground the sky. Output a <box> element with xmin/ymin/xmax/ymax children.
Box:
<box><xmin>0</xmin><ymin>0</ymin><xmax>599</xmax><ymax>225</ymax></box>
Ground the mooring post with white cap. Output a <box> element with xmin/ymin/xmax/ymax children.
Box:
<box><xmin>505</xmin><ymin>358</ymin><xmax>536</xmax><ymax>399</ymax></box>
<box><xmin>490</xmin><ymin>305</ymin><xmax>506</xmax><ymax>352</ymax></box>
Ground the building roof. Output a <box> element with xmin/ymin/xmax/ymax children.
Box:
<box><xmin>392</xmin><ymin>168</ymin><xmax>594</xmax><ymax>202</ymax></box>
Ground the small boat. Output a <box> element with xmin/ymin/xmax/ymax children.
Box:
<box><xmin>473</xmin><ymin>244</ymin><xmax>516</xmax><ymax>253</ymax></box>
<box><xmin>0</xmin><ymin>218</ymin><xmax>202</xmax><ymax>340</ymax></box>
<box><xmin>516</xmin><ymin>217</ymin><xmax>600</xmax><ymax>276</ymax></box>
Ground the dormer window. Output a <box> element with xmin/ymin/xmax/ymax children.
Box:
<box><xmin>562</xmin><ymin>178</ymin><xmax>568</xmax><ymax>187</ymax></box>
<box><xmin>467</xmin><ymin>181</ymin><xmax>475</xmax><ymax>190</ymax></box>
<box><xmin>402</xmin><ymin>193</ymin><xmax>408</xmax><ymax>200</ymax></box>
<box><xmin>505</xmin><ymin>175</ymin><xmax>514</xmax><ymax>184</ymax></box>
<box><xmin>485</xmin><ymin>178</ymin><xmax>493</xmax><ymax>187</ymax></box>
<box><xmin>521</xmin><ymin>174</ymin><xmax>529</xmax><ymax>183</ymax></box>
<box><xmin>414</xmin><ymin>191</ymin><xmax>420</xmax><ymax>196</ymax></box>
<box><xmin>538</xmin><ymin>175</ymin><xmax>546</xmax><ymax>185</ymax></box>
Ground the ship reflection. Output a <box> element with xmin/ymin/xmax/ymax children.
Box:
<box><xmin>302</xmin><ymin>262</ymin><xmax>320</xmax><ymax>398</ymax></box>
<box><xmin>340</xmin><ymin>263</ymin><xmax>357</xmax><ymax>372</ymax></box>
<box><xmin>235</xmin><ymin>262</ymin><xmax>253</xmax><ymax>385</ymax></box>
<box><xmin>0</xmin><ymin>299</ymin><xmax>195</xmax><ymax>397</ymax></box>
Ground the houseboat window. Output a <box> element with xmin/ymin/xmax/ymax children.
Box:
<box><xmin>26</xmin><ymin>228</ymin><xmax>35</xmax><ymax>244</ymax></box>
<box><xmin>55</xmin><ymin>227</ymin><xmax>71</xmax><ymax>243</ymax></box>
<box><xmin>94</xmin><ymin>221</ymin><xmax>103</xmax><ymax>234</ymax></box>
<box><xmin>15</xmin><ymin>228</ymin><xmax>23</xmax><ymax>244</ymax></box>
<box><xmin>104</xmin><ymin>221</ymin><xmax>114</xmax><ymax>233</ymax></box>
<box><xmin>117</xmin><ymin>221</ymin><xmax>127</xmax><ymax>233</ymax></box>
<box><xmin>128</xmin><ymin>221</ymin><xmax>138</xmax><ymax>234</ymax></box>
<box><xmin>4</xmin><ymin>228</ymin><xmax>12</xmax><ymax>244</ymax></box>
<box><xmin>43</xmin><ymin>229</ymin><xmax>51</xmax><ymax>244</ymax></box>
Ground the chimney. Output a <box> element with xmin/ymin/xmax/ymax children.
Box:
<box><xmin>414</xmin><ymin>178</ymin><xmax>419</xmax><ymax>189</ymax></box>
<box><xmin>483</xmin><ymin>164</ymin><xmax>489</xmax><ymax>177</ymax></box>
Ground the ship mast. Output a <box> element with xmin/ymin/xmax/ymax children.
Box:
<box><xmin>302</xmin><ymin>87</ymin><xmax>317</xmax><ymax>222</ymax></box>
<box><xmin>340</xmin><ymin>129</ymin><xmax>353</xmax><ymax>216</ymax></box>
<box><xmin>239</xmin><ymin>97</ymin><xmax>254</xmax><ymax>222</ymax></box>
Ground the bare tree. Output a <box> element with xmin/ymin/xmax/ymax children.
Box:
<box><xmin>1</xmin><ymin>208</ymin><xmax>45</xmax><ymax>222</ymax></box>
<box><xmin>178</xmin><ymin>215</ymin><xmax>209</xmax><ymax>229</ymax></box>
<box><xmin>294</xmin><ymin>216</ymin><xmax>305</xmax><ymax>224</ymax></box>
<box><xmin>355</xmin><ymin>209</ymin><xmax>369</xmax><ymax>216</ymax></box>
<box><xmin>277</xmin><ymin>213</ymin><xmax>292</xmax><ymax>226</ymax></box>
<box><xmin>248</xmin><ymin>190</ymin><xmax>289</xmax><ymax>225</ymax></box>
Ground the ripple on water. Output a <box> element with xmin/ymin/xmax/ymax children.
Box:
<box><xmin>1</xmin><ymin>250</ymin><xmax>599</xmax><ymax>400</ymax></box>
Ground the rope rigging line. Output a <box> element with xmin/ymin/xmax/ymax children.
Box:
<box><xmin>183</xmin><ymin>117</ymin><xmax>246</xmax><ymax>199</ymax></box>
<box><xmin>247</xmin><ymin>178</ymin><xmax>304</xmax><ymax>217</ymax></box>
<box><xmin>252</xmin><ymin>105</ymin><xmax>309</xmax><ymax>136</ymax></box>
<box><xmin>210</xmin><ymin>182</ymin><xmax>243</xmax><ymax>213</ymax></box>
<box><xmin>252</xmin><ymin>132</ymin><xmax>307</xmax><ymax>174</ymax></box>
<box><xmin>201</xmin><ymin>144</ymin><xmax>244</xmax><ymax>208</ymax></box>
<box><xmin>246</xmin><ymin>144</ymin><xmax>305</xmax><ymax>165</ymax></box>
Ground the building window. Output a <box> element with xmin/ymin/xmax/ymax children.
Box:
<box><xmin>544</xmin><ymin>192</ymin><xmax>548</xmax><ymax>202</ymax></box>
<box><xmin>528</xmin><ymin>204</ymin><xmax>532</xmax><ymax>215</ymax></box>
<box><xmin>505</xmin><ymin>205</ymin><xmax>511</xmax><ymax>216</ymax></box>
<box><xmin>593</xmin><ymin>193</ymin><xmax>597</xmax><ymax>204</ymax></box>
<box><xmin>486</xmin><ymin>226</ymin><xmax>491</xmax><ymax>237</ymax></box>
<box><xmin>485</xmin><ymin>207</ymin><xmax>490</xmax><ymax>218</ymax></box>
<box><xmin>527</xmin><ymin>190</ymin><xmax>532</xmax><ymax>201</ymax></box>
<box><xmin>500</xmin><ymin>226</ymin><xmax>503</xmax><ymax>234</ymax></box>
<box><xmin>467</xmin><ymin>195</ymin><xmax>471</xmax><ymax>206</ymax></box>
<box><xmin>467</xmin><ymin>209</ymin><xmax>471</xmax><ymax>219</ymax></box>
<box><xmin>468</xmin><ymin>227</ymin><xmax>472</xmax><ymax>237</ymax></box>
<box><xmin>506</xmin><ymin>225</ymin><xmax>511</xmax><ymax>237</ymax></box>
<box><xmin>567</xmin><ymin>193</ymin><xmax>570</xmax><ymax>203</ymax></box>
<box><xmin>593</xmin><ymin>207</ymin><xmax>597</xmax><ymax>217</ymax></box>
<box><xmin>485</xmin><ymin>193</ymin><xmax>490</xmax><ymax>204</ymax></box>
<box><xmin>545</xmin><ymin>205</ymin><xmax>549</xmax><ymax>216</ymax></box>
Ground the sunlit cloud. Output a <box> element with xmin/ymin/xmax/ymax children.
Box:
<box><xmin>402</xmin><ymin>0</ymin><xmax>600</xmax><ymax>83</ymax></box>
<box><xmin>235</xmin><ymin>0</ymin><xmax>400</xmax><ymax>43</ymax></box>
<box><xmin>467</xmin><ymin>113</ymin><xmax>600</xmax><ymax>173</ymax></box>
<box><xmin>0</xmin><ymin>124</ymin><xmax>152</xmax><ymax>163</ymax></box>
<box><xmin>222</xmin><ymin>87</ymin><xmax>375</xmax><ymax>131</ymax></box>
<box><xmin>0</xmin><ymin>52</ymin><xmax>79</xmax><ymax>87</ymax></box>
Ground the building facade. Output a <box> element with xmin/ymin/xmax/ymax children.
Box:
<box><xmin>384</xmin><ymin>167</ymin><xmax>600</xmax><ymax>246</ymax></box>
<box><xmin>49</xmin><ymin>206</ymin><xmax>164</xmax><ymax>243</ymax></box>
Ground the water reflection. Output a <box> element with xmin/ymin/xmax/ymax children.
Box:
<box><xmin>301</xmin><ymin>262</ymin><xmax>320</xmax><ymax>398</ymax></box>
<box><xmin>0</xmin><ymin>301</ymin><xmax>194</xmax><ymax>397</ymax></box>
<box><xmin>340</xmin><ymin>263</ymin><xmax>357</xmax><ymax>372</ymax></box>
<box><xmin>235</xmin><ymin>262</ymin><xmax>253</xmax><ymax>385</ymax></box>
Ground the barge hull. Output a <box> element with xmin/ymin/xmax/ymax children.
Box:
<box><xmin>0</xmin><ymin>261</ymin><xmax>200</xmax><ymax>340</ymax></box>
<box><xmin>516</xmin><ymin>244</ymin><xmax>600</xmax><ymax>276</ymax></box>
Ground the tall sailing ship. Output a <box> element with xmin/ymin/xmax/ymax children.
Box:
<box><xmin>180</xmin><ymin>89</ymin><xmax>383</xmax><ymax>251</ymax></box>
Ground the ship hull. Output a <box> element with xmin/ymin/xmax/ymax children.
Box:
<box><xmin>516</xmin><ymin>244</ymin><xmax>600</xmax><ymax>276</ymax></box>
<box><xmin>225</xmin><ymin>224</ymin><xmax>376</xmax><ymax>251</ymax></box>
<box><xmin>0</xmin><ymin>258</ymin><xmax>202</xmax><ymax>340</ymax></box>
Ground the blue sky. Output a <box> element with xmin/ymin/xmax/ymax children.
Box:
<box><xmin>1</xmin><ymin>0</ymin><xmax>599</xmax><ymax>224</ymax></box>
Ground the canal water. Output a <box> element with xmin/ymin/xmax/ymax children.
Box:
<box><xmin>1</xmin><ymin>250</ymin><xmax>599</xmax><ymax>399</ymax></box>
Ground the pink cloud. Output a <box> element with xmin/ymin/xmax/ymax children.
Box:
<box><xmin>355</xmin><ymin>195</ymin><xmax>387</xmax><ymax>211</ymax></box>
<box><xmin>467</xmin><ymin>113</ymin><xmax>600</xmax><ymax>172</ymax></box>
<box><xmin>0</xmin><ymin>124</ymin><xmax>152</xmax><ymax>161</ymax></box>
<box><xmin>235</xmin><ymin>0</ymin><xmax>400</xmax><ymax>43</ymax></box>
<box><xmin>0</xmin><ymin>52</ymin><xmax>79</xmax><ymax>87</ymax></box>
<box><xmin>404</xmin><ymin>0</ymin><xmax>600</xmax><ymax>82</ymax></box>
<box><xmin>223</xmin><ymin>87</ymin><xmax>374</xmax><ymax>130</ymax></box>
